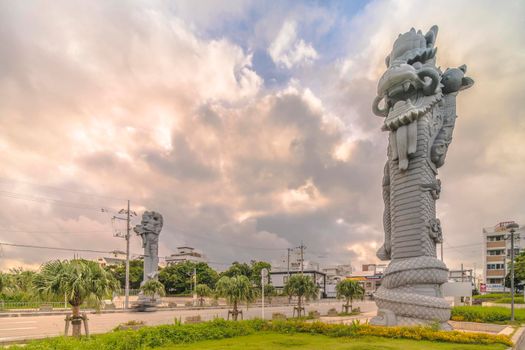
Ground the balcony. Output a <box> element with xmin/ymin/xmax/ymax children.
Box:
<box><xmin>486</xmin><ymin>269</ymin><xmax>505</xmax><ymax>277</ymax></box>
<box><xmin>487</xmin><ymin>241</ymin><xmax>506</xmax><ymax>249</ymax></box>
<box><xmin>486</xmin><ymin>255</ymin><xmax>505</xmax><ymax>262</ymax></box>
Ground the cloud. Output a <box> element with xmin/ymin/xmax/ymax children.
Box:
<box><xmin>0</xmin><ymin>0</ymin><xmax>524</xmax><ymax>277</ymax></box>
<box><xmin>268</xmin><ymin>20</ymin><xmax>318</xmax><ymax>69</ymax></box>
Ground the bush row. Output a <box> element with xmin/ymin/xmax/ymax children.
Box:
<box><xmin>452</xmin><ymin>305</ymin><xmax>525</xmax><ymax>323</ymax></box>
<box><xmin>10</xmin><ymin>318</ymin><xmax>512</xmax><ymax>350</ymax></box>
<box><xmin>473</xmin><ymin>293</ymin><xmax>525</xmax><ymax>304</ymax></box>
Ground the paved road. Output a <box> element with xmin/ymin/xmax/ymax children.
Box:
<box><xmin>0</xmin><ymin>301</ymin><xmax>377</xmax><ymax>343</ymax></box>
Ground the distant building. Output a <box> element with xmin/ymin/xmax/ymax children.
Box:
<box><xmin>322</xmin><ymin>264</ymin><xmax>353</xmax><ymax>283</ymax></box>
<box><xmin>482</xmin><ymin>221</ymin><xmax>525</xmax><ymax>293</ymax></box>
<box><xmin>97</xmin><ymin>250</ymin><xmax>127</xmax><ymax>267</ymax></box>
<box><xmin>165</xmin><ymin>246</ymin><xmax>207</xmax><ymax>265</ymax></box>
<box><xmin>269</xmin><ymin>270</ymin><xmax>327</xmax><ymax>298</ymax></box>
<box><xmin>348</xmin><ymin>264</ymin><xmax>387</xmax><ymax>296</ymax></box>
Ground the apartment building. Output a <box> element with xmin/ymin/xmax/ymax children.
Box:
<box><xmin>483</xmin><ymin>221</ymin><xmax>524</xmax><ymax>293</ymax></box>
<box><xmin>165</xmin><ymin>246</ymin><xmax>207</xmax><ymax>265</ymax></box>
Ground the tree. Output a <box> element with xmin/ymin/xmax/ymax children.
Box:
<box><xmin>140</xmin><ymin>279</ymin><xmax>166</xmax><ymax>298</ymax></box>
<box><xmin>0</xmin><ymin>272</ymin><xmax>5</xmax><ymax>294</ymax></box>
<box><xmin>263</xmin><ymin>283</ymin><xmax>276</xmax><ymax>304</ymax></box>
<box><xmin>159</xmin><ymin>261</ymin><xmax>218</xmax><ymax>294</ymax></box>
<box><xmin>221</xmin><ymin>260</ymin><xmax>272</xmax><ymax>288</ymax></box>
<box><xmin>336</xmin><ymin>279</ymin><xmax>364</xmax><ymax>313</ymax></box>
<box><xmin>195</xmin><ymin>284</ymin><xmax>212</xmax><ymax>306</ymax></box>
<box><xmin>215</xmin><ymin>275</ymin><xmax>256</xmax><ymax>320</ymax></box>
<box><xmin>104</xmin><ymin>259</ymin><xmax>143</xmax><ymax>290</ymax></box>
<box><xmin>250</xmin><ymin>261</ymin><xmax>272</xmax><ymax>287</ymax></box>
<box><xmin>283</xmin><ymin>274</ymin><xmax>319</xmax><ymax>317</ymax></box>
<box><xmin>505</xmin><ymin>251</ymin><xmax>525</xmax><ymax>291</ymax></box>
<box><xmin>34</xmin><ymin>259</ymin><xmax>119</xmax><ymax>337</ymax></box>
<box><xmin>221</xmin><ymin>262</ymin><xmax>252</xmax><ymax>278</ymax></box>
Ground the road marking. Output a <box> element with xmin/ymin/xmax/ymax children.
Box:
<box><xmin>0</xmin><ymin>327</ymin><xmax>37</xmax><ymax>331</ymax></box>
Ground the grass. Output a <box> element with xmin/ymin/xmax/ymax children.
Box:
<box><xmin>474</xmin><ymin>293</ymin><xmax>525</xmax><ymax>304</ymax></box>
<box><xmin>9</xmin><ymin>319</ymin><xmax>512</xmax><ymax>349</ymax></box>
<box><xmin>160</xmin><ymin>333</ymin><xmax>508</xmax><ymax>350</ymax></box>
<box><xmin>452</xmin><ymin>305</ymin><xmax>525</xmax><ymax>323</ymax></box>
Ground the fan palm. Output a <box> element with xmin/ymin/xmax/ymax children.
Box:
<box><xmin>283</xmin><ymin>274</ymin><xmax>319</xmax><ymax>317</ymax></box>
<box><xmin>140</xmin><ymin>279</ymin><xmax>166</xmax><ymax>298</ymax></box>
<box><xmin>215</xmin><ymin>275</ymin><xmax>255</xmax><ymax>320</ymax></box>
<box><xmin>195</xmin><ymin>284</ymin><xmax>212</xmax><ymax>306</ymax></box>
<box><xmin>34</xmin><ymin>259</ymin><xmax>119</xmax><ymax>337</ymax></box>
<box><xmin>336</xmin><ymin>279</ymin><xmax>364</xmax><ymax>313</ymax></box>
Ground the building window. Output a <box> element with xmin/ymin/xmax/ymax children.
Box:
<box><xmin>283</xmin><ymin>276</ymin><xmax>288</xmax><ymax>284</ymax></box>
<box><xmin>487</xmin><ymin>263</ymin><xmax>504</xmax><ymax>270</ymax></box>
<box><xmin>507</xmin><ymin>249</ymin><xmax>520</xmax><ymax>257</ymax></box>
<box><xmin>488</xmin><ymin>278</ymin><xmax>503</xmax><ymax>284</ymax></box>
<box><xmin>487</xmin><ymin>235</ymin><xmax>505</xmax><ymax>241</ymax></box>
<box><xmin>487</xmin><ymin>249</ymin><xmax>505</xmax><ymax>256</ymax></box>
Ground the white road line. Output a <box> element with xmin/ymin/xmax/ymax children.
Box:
<box><xmin>0</xmin><ymin>327</ymin><xmax>37</xmax><ymax>331</ymax></box>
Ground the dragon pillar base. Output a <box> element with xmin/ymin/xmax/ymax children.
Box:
<box><xmin>371</xmin><ymin>256</ymin><xmax>450</xmax><ymax>329</ymax></box>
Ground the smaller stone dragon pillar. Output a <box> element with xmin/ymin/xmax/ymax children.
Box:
<box><xmin>134</xmin><ymin>211</ymin><xmax>163</xmax><ymax>283</ymax></box>
<box><xmin>371</xmin><ymin>25</ymin><xmax>474</xmax><ymax>328</ymax></box>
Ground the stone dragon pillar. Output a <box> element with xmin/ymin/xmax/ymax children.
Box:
<box><xmin>370</xmin><ymin>26</ymin><xmax>474</xmax><ymax>328</ymax></box>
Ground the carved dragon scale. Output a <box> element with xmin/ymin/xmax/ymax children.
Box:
<box><xmin>371</xmin><ymin>25</ymin><xmax>473</xmax><ymax>328</ymax></box>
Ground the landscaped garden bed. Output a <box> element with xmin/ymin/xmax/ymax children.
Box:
<box><xmin>8</xmin><ymin>319</ymin><xmax>512</xmax><ymax>350</ymax></box>
<box><xmin>452</xmin><ymin>305</ymin><xmax>525</xmax><ymax>323</ymax></box>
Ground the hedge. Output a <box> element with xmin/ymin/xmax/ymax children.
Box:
<box><xmin>9</xmin><ymin>318</ymin><xmax>512</xmax><ymax>350</ymax></box>
<box><xmin>452</xmin><ymin>305</ymin><xmax>525</xmax><ymax>323</ymax></box>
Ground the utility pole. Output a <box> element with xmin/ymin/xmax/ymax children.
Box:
<box><xmin>506</xmin><ymin>222</ymin><xmax>519</xmax><ymax>322</ymax></box>
<box><xmin>261</xmin><ymin>268</ymin><xmax>268</xmax><ymax>320</ymax></box>
<box><xmin>111</xmin><ymin>201</ymin><xmax>136</xmax><ymax>310</ymax></box>
<box><xmin>287</xmin><ymin>248</ymin><xmax>292</xmax><ymax>278</ymax></box>
<box><xmin>298</xmin><ymin>242</ymin><xmax>305</xmax><ymax>274</ymax></box>
<box><xmin>193</xmin><ymin>267</ymin><xmax>197</xmax><ymax>306</ymax></box>
<box><xmin>125</xmin><ymin>200</ymin><xmax>131</xmax><ymax>310</ymax></box>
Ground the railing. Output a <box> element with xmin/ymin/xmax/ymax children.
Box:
<box><xmin>0</xmin><ymin>301</ymin><xmax>68</xmax><ymax>311</ymax></box>
<box><xmin>0</xmin><ymin>297</ymin><xmax>343</xmax><ymax>313</ymax></box>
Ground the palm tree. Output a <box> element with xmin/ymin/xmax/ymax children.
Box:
<box><xmin>140</xmin><ymin>279</ymin><xmax>166</xmax><ymax>298</ymax></box>
<box><xmin>336</xmin><ymin>279</ymin><xmax>364</xmax><ymax>313</ymax></box>
<box><xmin>34</xmin><ymin>259</ymin><xmax>119</xmax><ymax>337</ymax></box>
<box><xmin>195</xmin><ymin>284</ymin><xmax>212</xmax><ymax>306</ymax></box>
<box><xmin>283</xmin><ymin>274</ymin><xmax>319</xmax><ymax>317</ymax></box>
<box><xmin>215</xmin><ymin>275</ymin><xmax>255</xmax><ymax>320</ymax></box>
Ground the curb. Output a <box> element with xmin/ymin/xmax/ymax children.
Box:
<box><xmin>512</xmin><ymin>326</ymin><xmax>525</xmax><ymax>350</ymax></box>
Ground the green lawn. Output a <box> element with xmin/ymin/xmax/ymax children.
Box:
<box><xmin>160</xmin><ymin>333</ymin><xmax>508</xmax><ymax>350</ymax></box>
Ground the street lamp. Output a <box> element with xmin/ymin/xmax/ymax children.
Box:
<box><xmin>506</xmin><ymin>222</ymin><xmax>520</xmax><ymax>322</ymax></box>
<box><xmin>261</xmin><ymin>268</ymin><xmax>268</xmax><ymax>320</ymax></box>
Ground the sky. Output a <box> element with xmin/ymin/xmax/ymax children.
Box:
<box><xmin>0</xmin><ymin>0</ymin><xmax>524</xmax><ymax>274</ymax></box>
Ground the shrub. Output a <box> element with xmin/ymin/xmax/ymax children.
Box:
<box><xmin>473</xmin><ymin>293</ymin><xmax>509</xmax><ymax>300</ymax></box>
<box><xmin>451</xmin><ymin>305</ymin><xmax>525</xmax><ymax>323</ymax></box>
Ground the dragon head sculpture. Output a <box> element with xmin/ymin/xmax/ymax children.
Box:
<box><xmin>373</xmin><ymin>26</ymin><xmax>441</xmax><ymax>127</ymax></box>
<box><xmin>372</xmin><ymin>25</ymin><xmax>473</xmax><ymax>171</ymax></box>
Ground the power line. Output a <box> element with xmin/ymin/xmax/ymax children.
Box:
<box><xmin>0</xmin><ymin>229</ymin><xmax>113</xmax><ymax>234</ymax></box>
<box><xmin>0</xmin><ymin>190</ymin><xmax>116</xmax><ymax>213</ymax></box>
<box><xmin>0</xmin><ymin>241</ymin><xmax>146</xmax><ymax>258</ymax></box>
<box><xmin>0</xmin><ymin>242</ymin><xmax>115</xmax><ymax>254</ymax></box>
<box><xmin>0</xmin><ymin>177</ymin><xmax>128</xmax><ymax>201</ymax></box>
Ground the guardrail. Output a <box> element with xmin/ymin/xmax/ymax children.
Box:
<box><xmin>0</xmin><ymin>297</ymin><xmax>342</xmax><ymax>313</ymax></box>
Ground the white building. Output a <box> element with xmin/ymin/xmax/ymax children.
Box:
<box><xmin>165</xmin><ymin>246</ymin><xmax>207</xmax><ymax>265</ymax></box>
<box><xmin>322</xmin><ymin>264</ymin><xmax>353</xmax><ymax>283</ymax></box>
<box><xmin>482</xmin><ymin>221</ymin><xmax>525</xmax><ymax>293</ymax></box>
<box><xmin>97</xmin><ymin>250</ymin><xmax>126</xmax><ymax>267</ymax></box>
<box><xmin>269</xmin><ymin>270</ymin><xmax>327</xmax><ymax>298</ymax></box>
